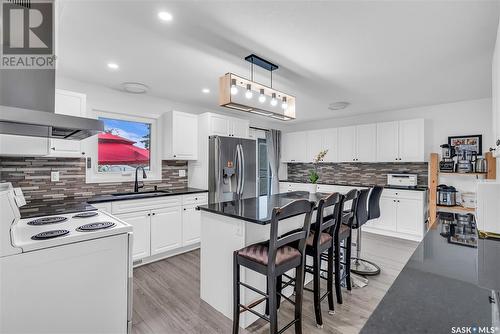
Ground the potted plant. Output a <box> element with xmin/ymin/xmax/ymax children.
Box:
<box><xmin>307</xmin><ymin>149</ymin><xmax>328</xmax><ymax>193</ymax></box>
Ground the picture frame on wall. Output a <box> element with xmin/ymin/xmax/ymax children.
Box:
<box><xmin>448</xmin><ymin>134</ymin><xmax>482</xmax><ymax>155</ymax></box>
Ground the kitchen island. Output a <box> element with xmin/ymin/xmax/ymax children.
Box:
<box><xmin>361</xmin><ymin>217</ymin><xmax>500</xmax><ymax>333</ymax></box>
<box><xmin>198</xmin><ymin>191</ymin><xmax>332</xmax><ymax>328</ymax></box>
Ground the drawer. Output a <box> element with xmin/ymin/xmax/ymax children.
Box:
<box><xmin>111</xmin><ymin>196</ymin><xmax>182</xmax><ymax>214</ymax></box>
<box><xmin>382</xmin><ymin>188</ymin><xmax>425</xmax><ymax>200</ymax></box>
<box><xmin>91</xmin><ymin>202</ymin><xmax>111</xmax><ymax>213</ymax></box>
<box><xmin>316</xmin><ymin>184</ymin><xmax>368</xmax><ymax>194</ymax></box>
<box><xmin>182</xmin><ymin>192</ymin><xmax>208</xmax><ymax>205</ymax></box>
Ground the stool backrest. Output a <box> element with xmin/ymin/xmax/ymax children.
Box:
<box><xmin>342</xmin><ymin>189</ymin><xmax>360</xmax><ymax>227</ymax></box>
<box><xmin>268</xmin><ymin>199</ymin><xmax>314</xmax><ymax>266</ymax></box>
<box><xmin>368</xmin><ymin>186</ymin><xmax>384</xmax><ymax>220</ymax></box>
<box><xmin>314</xmin><ymin>193</ymin><xmax>344</xmax><ymax>241</ymax></box>
<box><xmin>353</xmin><ymin>189</ymin><xmax>370</xmax><ymax>228</ymax></box>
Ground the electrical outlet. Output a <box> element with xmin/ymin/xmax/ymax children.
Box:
<box><xmin>179</xmin><ymin>169</ymin><xmax>186</xmax><ymax>177</ymax></box>
<box><xmin>51</xmin><ymin>171</ymin><xmax>60</xmax><ymax>182</ymax></box>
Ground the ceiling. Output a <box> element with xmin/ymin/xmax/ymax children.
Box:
<box><xmin>57</xmin><ymin>0</ymin><xmax>500</xmax><ymax>124</ymax></box>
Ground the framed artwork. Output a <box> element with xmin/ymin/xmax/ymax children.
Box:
<box><xmin>448</xmin><ymin>134</ymin><xmax>482</xmax><ymax>155</ymax></box>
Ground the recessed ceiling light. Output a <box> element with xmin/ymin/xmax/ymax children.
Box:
<box><xmin>158</xmin><ymin>11</ymin><xmax>173</xmax><ymax>22</ymax></box>
<box><xmin>202</xmin><ymin>88</ymin><xmax>210</xmax><ymax>94</ymax></box>
<box><xmin>328</xmin><ymin>101</ymin><xmax>350</xmax><ymax>110</ymax></box>
<box><xmin>107</xmin><ymin>62</ymin><xmax>119</xmax><ymax>70</ymax></box>
<box><xmin>121</xmin><ymin>82</ymin><xmax>149</xmax><ymax>94</ymax></box>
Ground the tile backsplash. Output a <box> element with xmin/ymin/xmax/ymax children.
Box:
<box><xmin>286</xmin><ymin>162</ymin><xmax>429</xmax><ymax>187</ymax></box>
<box><xmin>0</xmin><ymin>157</ymin><xmax>188</xmax><ymax>201</ymax></box>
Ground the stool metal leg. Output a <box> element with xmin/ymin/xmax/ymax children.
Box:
<box><xmin>350</xmin><ymin>227</ymin><xmax>381</xmax><ymax>276</ymax></box>
<box><xmin>232</xmin><ymin>253</ymin><xmax>240</xmax><ymax>334</ymax></box>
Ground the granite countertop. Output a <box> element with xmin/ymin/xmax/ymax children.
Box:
<box><xmin>360</xmin><ymin>220</ymin><xmax>500</xmax><ymax>333</ymax></box>
<box><xmin>279</xmin><ymin>180</ymin><xmax>428</xmax><ymax>192</ymax></box>
<box><xmin>198</xmin><ymin>191</ymin><xmax>333</xmax><ymax>225</ymax></box>
<box><xmin>21</xmin><ymin>188</ymin><xmax>208</xmax><ymax>218</ymax></box>
<box><xmin>20</xmin><ymin>197</ymin><xmax>97</xmax><ymax>219</ymax></box>
<box><xmin>88</xmin><ymin>187</ymin><xmax>208</xmax><ymax>203</ymax></box>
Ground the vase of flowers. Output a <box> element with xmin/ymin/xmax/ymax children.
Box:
<box><xmin>308</xmin><ymin>149</ymin><xmax>328</xmax><ymax>193</ymax></box>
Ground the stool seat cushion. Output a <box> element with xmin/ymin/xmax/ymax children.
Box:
<box><xmin>306</xmin><ymin>231</ymin><xmax>333</xmax><ymax>246</ymax></box>
<box><xmin>339</xmin><ymin>223</ymin><xmax>350</xmax><ymax>237</ymax></box>
<box><xmin>237</xmin><ymin>244</ymin><xmax>300</xmax><ymax>266</ymax></box>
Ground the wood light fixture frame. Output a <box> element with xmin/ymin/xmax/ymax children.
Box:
<box><xmin>219</xmin><ymin>54</ymin><xmax>296</xmax><ymax>121</ymax></box>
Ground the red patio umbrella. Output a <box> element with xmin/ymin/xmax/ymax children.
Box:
<box><xmin>98</xmin><ymin>133</ymin><xmax>149</xmax><ymax>165</ymax></box>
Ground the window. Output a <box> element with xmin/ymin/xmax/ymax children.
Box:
<box><xmin>86</xmin><ymin>111</ymin><xmax>160</xmax><ymax>183</ymax></box>
<box><xmin>98</xmin><ymin>117</ymin><xmax>151</xmax><ymax>172</ymax></box>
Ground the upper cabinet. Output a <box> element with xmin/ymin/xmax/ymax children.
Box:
<box><xmin>338</xmin><ymin>124</ymin><xmax>376</xmax><ymax>162</ymax></box>
<box><xmin>282</xmin><ymin>132</ymin><xmax>308</xmax><ymax>163</ymax></box>
<box><xmin>162</xmin><ymin>111</ymin><xmax>198</xmax><ymax>160</ymax></box>
<box><xmin>281</xmin><ymin>118</ymin><xmax>425</xmax><ymax>164</ymax></box>
<box><xmin>306</xmin><ymin>129</ymin><xmax>338</xmax><ymax>163</ymax></box>
<box><xmin>47</xmin><ymin>89</ymin><xmax>87</xmax><ymax>158</ymax></box>
<box><xmin>377</xmin><ymin>119</ymin><xmax>424</xmax><ymax>162</ymax></box>
<box><xmin>206</xmin><ymin>114</ymin><xmax>249</xmax><ymax>138</ymax></box>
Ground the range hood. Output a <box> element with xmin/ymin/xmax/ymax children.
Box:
<box><xmin>0</xmin><ymin>68</ymin><xmax>103</xmax><ymax>140</ymax></box>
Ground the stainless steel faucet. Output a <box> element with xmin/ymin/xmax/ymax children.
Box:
<box><xmin>134</xmin><ymin>166</ymin><xmax>147</xmax><ymax>193</ymax></box>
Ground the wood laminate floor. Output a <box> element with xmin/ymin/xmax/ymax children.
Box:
<box><xmin>132</xmin><ymin>232</ymin><xmax>418</xmax><ymax>334</ymax></box>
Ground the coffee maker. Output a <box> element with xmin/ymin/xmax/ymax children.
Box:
<box><xmin>439</xmin><ymin>144</ymin><xmax>455</xmax><ymax>172</ymax></box>
<box><xmin>456</xmin><ymin>148</ymin><xmax>477</xmax><ymax>173</ymax></box>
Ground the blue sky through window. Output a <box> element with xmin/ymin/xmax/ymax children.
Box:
<box><xmin>99</xmin><ymin>117</ymin><xmax>151</xmax><ymax>149</ymax></box>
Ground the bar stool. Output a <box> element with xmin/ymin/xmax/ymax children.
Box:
<box><xmin>278</xmin><ymin>193</ymin><xmax>345</xmax><ymax>328</ymax></box>
<box><xmin>232</xmin><ymin>199</ymin><xmax>314</xmax><ymax>334</ymax></box>
<box><xmin>351</xmin><ymin>186</ymin><xmax>383</xmax><ymax>276</ymax></box>
<box><xmin>333</xmin><ymin>189</ymin><xmax>359</xmax><ymax>304</ymax></box>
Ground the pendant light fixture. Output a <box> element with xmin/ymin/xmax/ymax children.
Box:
<box><xmin>219</xmin><ymin>54</ymin><xmax>295</xmax><ymax>120</ymax></box>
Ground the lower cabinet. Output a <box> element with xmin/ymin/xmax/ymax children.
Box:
<box><xmin>150</xmin><ymin>206</ymin><xmax>182</xmax><ymax>255</ymax></box>
<box><xmin>182</xmin><ymin>205</ymin><xmax>202</xmax><ymax>246</ymax></box>
<box><xmin>106</xmin><ymin>192</ymin><xmax>208</xmax><ymax>263</ymax></box>
<box><xmin>115</xmin><ymin>211</ymin><xmax>151</xmax><ymax>261</ymax></box>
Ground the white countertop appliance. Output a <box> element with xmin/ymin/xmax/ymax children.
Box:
<box><xmin>0</xmin><ymin>183</ymin><xmax>133</xmax><ymax>334</ymax></box>
<box><xmin>476</xmin><ymin>180</ymin><xmax>500</xmax><ymax>239</ymax></box>
<box><xmin>387</xmin><ymin>173</ymin><xmax>418</xmax><ymax>187</ymax></box>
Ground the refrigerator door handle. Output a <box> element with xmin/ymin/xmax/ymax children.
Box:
<box><xmin>239</xmin><ymin>144</ymin><xmax>245</xmax><ymax>195</ymax></box>
<box><xmin>236</xmin><ymin>144</ymin><xmax>242</xmax><ymax>195</ymax></box>
<box><xmin>215</xmin><ymin>137</ymin><xmax>222</xmax><ymax>203</ymax></box>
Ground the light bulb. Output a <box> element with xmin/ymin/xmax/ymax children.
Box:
<box><xmin>245</xmin><ymin>84</ymin><xmax>253</xmax><ymax>99</ymax></box>
<box><xmin>281</xmin><ymin>97</ymin><xmax>288</xmax><ymax>110</ymax></box>
<box><xmin>258</xmin><ymin>89</ymin><xmax>266</xmax><ymax>103</ymax></box>
<box><xmin>230</xmin><ymin>79</ymin><xmax>238</xmax><ymax>95</ymax></box>
<box><xmin>270</xmin><ymin>93</ymin><xmax>278</xmax><ymax>107</ymax></box>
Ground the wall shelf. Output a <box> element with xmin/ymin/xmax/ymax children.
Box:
<box><xmin>439</xmin><ymin>172</ymin><xmax>487</xmax><ymax>177</ymax></box>
<box><xmin>436</xmin><ymin>205</ymin><xmax>475</xmax><ymax>213</ymax></box>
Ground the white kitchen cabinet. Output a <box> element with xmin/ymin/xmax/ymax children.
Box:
<box><xmin>282</xmin><ymin>132</ymin><xmax>307</xmax><ymax>162</ymax></box>
<box><xmin>150</xmin><ymin>206</ymin><xmax>183</xmax><ymax>255</ymax></box>
<box><xmin>46</xmin><ymin>89</ymin><xmax>87</xmax><ymax>158</ymax></box>
<box><xmin>373</xmin><ymin>197</ymin><xmax>398</xmax><ymax>231</ymax></box>
<box><xmin>0</xmin><ymin>134</ymin><xmax>48</xmax><ymax>156</ymax></box>
<box><xmin>376</xmin><ymin>121</ymin><xmax>399</xmax><ymax>162</ymax></box>
<box><xmin>279</xmin><ymin>182</ymin><xmax>290</xmax><ymax>193</ymax></box>
<box><xmin>306</xmin><ymin>129</ymin><xmax>338</xmax><ymax>163</ymax></box>
<box><xmin>162</xmin><ymin>111</ymin><xmax>198</xmax><ymax>160</ymax></box>
<box><xmin>398</xmin><ymin>119</ymin><xmax>425</xmax><ymax>162</ymax></box>
<box><xmin>396</xmin><ymin>198</ymin><xmax>422</xmax><ymax>235</ymax></box>
<box><xmin>182</xmin><ymin>205</ymin><xmax>201</xmax><ymax>246</ymax></box>
<box><xmin>356</xmin><ymin>124</ymin><xmax>377</xmax><ymax>162</ymax></box>
<box><xmin>376</xmin><ymin>119</ymin><xmax>425</xmax><ymax>162</ymax></box>
<box><xmin>338</xmin><ymin>126</ymin><xmax>357</xmax><ymax>162</ymax></box>
<box><xmin>207</xmin><ymin>114</ymin><xmax>249</xmax><ymax>138</ymax></box>
<box><xmin>115</xmin><ymin>211</ymin><xmax>151</xmax><ymax>261</ymax></box>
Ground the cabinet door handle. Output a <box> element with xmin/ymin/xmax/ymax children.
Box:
<box><xmin>147</xmin><ymin>213</ymin><xmax>150</xmax><ymax>216</ymax></box>
<box><xmin>184</xmin><ymin>208</ymin><xmax>187</xmax><ymax>211</ymax></box>
<box><xmin>174</xmin><ymin>155</ymin><xmax>176</xmax><ymax>157</ymax></box>
<box><xmin>152</xmin><ymin>212</ymin><xmax>156</xmax><ymax>216</ymax></box>
<box><xmin>51</xmin><ymin>147</ymin><xmax>55</xmax><ymax>150</ymax></box>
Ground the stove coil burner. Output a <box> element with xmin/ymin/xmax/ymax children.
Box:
<box><xmin>27</xmin><ymin>216</ymin><xmax>68</xmax><ymax>226</ymax></box>
<box><xmin>76</xmin><ymin>222</ymin><xmax>115</xmax><ymax>232</ymax></box>
<box><xmin>73</xmin><ymin>212</ymin><xmax>99</xmax><ymax>218</ymax></box>
<box><xmin>31</xmin><ymin>230</ymin><xmax>70</xmax><ymax>240</ymax></box>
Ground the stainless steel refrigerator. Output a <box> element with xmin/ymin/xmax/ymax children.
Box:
<box><xmin>208</xmin><ymin>135</ymin><xmax>256</xmax><ymax>203</ymax></box>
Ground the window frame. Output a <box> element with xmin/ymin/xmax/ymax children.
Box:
<box><xmin>85</xmin><ymin>110</ymin><xmax>161</xmax><ymax>184</ymax></box>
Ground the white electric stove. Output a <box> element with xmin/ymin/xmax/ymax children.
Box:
<box><xmin>0</xmin><ymin>183</ymin><xmax>133</xmax><ymax>334</ymax></box>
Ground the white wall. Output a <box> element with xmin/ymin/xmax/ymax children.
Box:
<box><xmin>56</xmin><ymin>76</ymin><xmax>284</xmax><ymax>131</ymax></box>
<box><xmin>285</xmin><ymin>98</ymin><xmax>493</xmax><ymax>158</ymax></box>
<box><xmin>492</xmin><ymin>19</ymin><xmax>500</xmax><ymax>173</ymax></box>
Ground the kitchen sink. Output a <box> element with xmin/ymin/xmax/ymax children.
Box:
<box><xmin>111</xmin><ymin>190</ymin><xmax>172</xmax><ymax>197</ymax></box>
